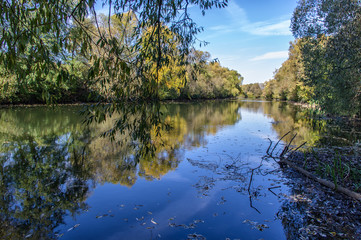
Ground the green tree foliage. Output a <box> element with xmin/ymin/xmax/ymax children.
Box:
<box><xmin>182</xmin><ymin>50</ymin><xmax>243</xmax><ymax>99</ymax></box>
<box><xmin>0</xmin><ymin>1</ymin><xmax>243</xmax><ymax>104</ymax></box>
<box><xmin>262</xmin><ymin>40</ymin><xmax>313</xmax><ymax>102</ymax></box>
<box><xmin>0</xmin><ymin>0</ymin><xmax>228</xmax><ymax>104</ymax></box>
<box><xmin>241</xmin><ymin>83</ymin><xmax>263</xmax><ymax>99</ymax></box>
<box><xmin>291</xmin><ymin>0</ymin><xmax>361</xmax><ymax>116</ymax></box>
<box><xmin>0</xmin><ymin>0</ymin><xmax>242</xmax><ymax>159</ymax></box>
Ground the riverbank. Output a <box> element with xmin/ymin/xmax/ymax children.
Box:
<box><xmin>279</xmin><ymin>163</ymin><xmax>361</xmax><ymax>239</ymax></box>
<box><xmin>0</xmin><ymin>97</ymin><xmax>241</xmax><ymax>109</ymax></box>
<box><xmin>276</xmin><ymin>145</ymin><xmax>361</xmax><ymax>239</ymax></box>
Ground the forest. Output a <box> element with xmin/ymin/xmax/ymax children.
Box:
<box><xmin>245</xmin><ymin>0</ymin><xmax>361</xmax><ymax>117</ymax></box>
<box><xmin>0</xmin><ymin>2</ymin><xmax>242</xmax><ymax>104</ymax></box>
<box><xmin>1</xmin><ymin>0</ymin><xmax>360</xmax><ymax>118</ymax></box>
<box><xmin>1</xmin><ymin>1</ymin><xmax>361</xmax><ymax>239</ymax></box>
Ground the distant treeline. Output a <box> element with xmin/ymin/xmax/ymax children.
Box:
<box><xmin>243</xmin><ymin>0</ymin><xmax>361</xmax><ymax>117</ymax></box>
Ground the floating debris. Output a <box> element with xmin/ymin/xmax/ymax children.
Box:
<box><xmin>193</xmin><ymin>219</ymin><xmax>204</xmax><ymax>224</ymax></box>
<box><xmin>217</xmin><ymin>196</ymin><xmax>227</xmax><ymax>205</ymax></box>
<box><xmin>243</xmin><ymin>220</ymin><xmax>269</xmax><ymax>231</ymax></box>
<box><xmin>187</xmin><ymin>233</ymin><xmax>206</xmax><ymax>240</ymax></box>
<box><xmin>67</xmin><ymin>224</ymin><xmax>80</xmax><ymax>232</ymax></box>
<box><xmin>25</xmin><ymin>234</ymin><xmax>32</xmax><ymax>238</ymax></box>
<box><xmin>55</xmin><ymin>233</ymin><xmax>64</xmax><ymax>238</ymax></box>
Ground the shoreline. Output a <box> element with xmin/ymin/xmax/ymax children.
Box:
<box><xmin>0</xmin><ymin>97</ymin><xmax>241</xmax><ymax>108</ymax></box>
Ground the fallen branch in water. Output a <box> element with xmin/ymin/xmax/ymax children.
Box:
<box><xmin>279</xmin><ymin>158</ymin><xmax>361</xmax><ymax>201</ymax></box>
<box><xmin>265</xmin><ymin>133</ymin><xmax>361</xmax><ymax>201</ymax></box>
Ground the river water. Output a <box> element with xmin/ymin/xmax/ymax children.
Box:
<box><xmin>0</xmin><ymin>100</ymin><xmax>359</xmax><ymax>240</ymax></box>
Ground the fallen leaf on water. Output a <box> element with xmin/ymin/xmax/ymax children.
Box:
<box><xmin>187</xmin><ymin>233</ymin><xmax>206</xmax><ymax>240</ymax></box>
<box><xmin>243</xmin><ymin>219</ymin><xmax>269</xmax><ymax>231</ymax></box>
<box><xmin>55</xmin><ymin>233</ymin><xmax>64</xmax><ymax>238</ymax></box>
<box><xmin>193</xmin><ymin>219</ymin><xmax>204</xmax><ymax>224</ymax></box>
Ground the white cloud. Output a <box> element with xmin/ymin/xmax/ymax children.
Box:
<box><xmin>250</xmin><ymin>51</ymin><xmax>289</xmax><ymax>61</ymax></box>
<box><xmin>208</xmin><ymin>1</ymin><xmax>292</xmax><ymax>37</ymax></box>
<box><xmin>246</xmin><ymin>20</ymin><xmax>291</xmax><ymax>36</ymax></box>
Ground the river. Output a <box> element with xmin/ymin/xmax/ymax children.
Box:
<box><xmin>0</xmin><ymin>100</ymin><xmax>359</xmax><ymax>239</ymax></box>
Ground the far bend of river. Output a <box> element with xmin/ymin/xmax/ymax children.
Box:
<box><xmin>0</xmin><ymin>100</ymin><xmax>359</xmax><ymax>240</ymax></box>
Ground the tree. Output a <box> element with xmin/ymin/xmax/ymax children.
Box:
<box><xmin>263</xmin><ymin>40</ymin><xmax>313</xmax><ymax>102</ymax></box>
<box><xmin>182</xmin><ymin>50</ymin><xmax>243</xmax><ymax>99</ymax></box>
<box><xmin>0</xmin><ymin>0</ymin><xmax>228</xmax><ymax>102</ymax></box>
<box><xmin>0</xmin><ymin>0</ymin><xmax>229</xmax><ymax>158</ymax></box>
<box><xmin>242</xmin><ymin>83</ymin><xmax>262</xmax><ymax>99</ymax></box>
<box><xmin>291</xmin><ymin>0</ymin><xmax>361</xmax><ymax>116</ymax></box>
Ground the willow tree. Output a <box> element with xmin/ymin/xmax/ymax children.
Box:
<box><xmin>291</xmin><ymin>0</ymin><xmax>361</xmax><ymax>116</ymax></box>
<box><xmin>0</xmin><ymin>0</ymin><xmax>228</xmax><ymax>157</ymax></box>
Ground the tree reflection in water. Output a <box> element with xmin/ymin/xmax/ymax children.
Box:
<box><xmin>0</xmin><ymin>134</ymin><xmax>92</xmax><ymax>239</ymax></box>
<box><xmin>0</xmin><ymin>100</ymin><xmax>359</xmax><ymax>239</ymax></box>
<box><xmin>0</xmin><ymin>101</ymin><xmax>242</xmax><ymax>238</ymax></box>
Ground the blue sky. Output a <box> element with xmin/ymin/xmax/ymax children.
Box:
<box><xmin>188</xmin><ymin>0</ymin><xmax>298</xmax><ymax>84</ymax></box>
<box><xmin>95</xmin><ymin>0</ymin><xmax>297</xmax><ymax>84</ymax></box>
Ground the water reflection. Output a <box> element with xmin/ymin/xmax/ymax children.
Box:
<box><xmin>0</xmin><ymin>100</ymin><xmax>359</xmax><ymax>239</ymax></box>
<box><xmin>0</xmin><ymin>134</ymin><xmax>91</xmax><ymax>239</ymax></box>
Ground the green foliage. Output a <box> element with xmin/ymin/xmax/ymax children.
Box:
<box><xmin>262</xmin><ymin>40</ymin><xmax>313</xmax><ymax>102</ymax></box>
<box><xmin>241</xmin><ymin>83</ymin><xmax>263</xmax><ymax>99</ymax></box>
<box><xmin>0</xmin><ymin>0</ymin><xmax>229</xmax><ymax>104</ymax></box>
<box><xmin>291</xmin><ymin>0</ymin><xmax>361</xmax><ymax>116</ymax></box>
<box><xmin>0</xmin><ymin>1</ymin><xmax>244</xmax><ymax>104</ymax></box>
<box><xmin>182</xmin><ymin>50</ymin><xmax>243</xmax><ymax>99</ymax></box>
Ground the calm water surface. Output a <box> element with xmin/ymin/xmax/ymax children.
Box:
<box><xmin>0</xmin><ymin>100</ymin><xmax>359</xmax><ymax>240</ymax></box>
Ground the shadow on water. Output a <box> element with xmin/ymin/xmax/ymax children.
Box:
<box><xmin>0</xmin><ymin>100</ymin><xmax>360</xmax><ymax>239</ymax></box>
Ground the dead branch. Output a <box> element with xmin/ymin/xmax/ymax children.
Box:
<box><xmin>280</xmin><ymin>159</ymin><xmax>361</xmax><ymax>201</ymax></box>
<box><xmin>280</xmin><ymin>133</ymin><xmax>297</xmax><ymax>158</ymax></box>
<box><xmin>270</xmin><ymin>131</ymin><xmax>290</xmax><ymax>156</ymax></box>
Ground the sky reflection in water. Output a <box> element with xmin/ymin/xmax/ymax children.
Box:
<box><xmin>0</xmin><ymin>100</ymin><xmax>359</xmax><ymax>240</ymax></box>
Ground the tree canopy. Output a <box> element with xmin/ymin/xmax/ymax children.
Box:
<box><xmin>258</xmin><ymin>0</ymin><xmax>361</xmax><ymax>117</ymax></box>
<box><xmin>0</xmin><ymin>0</ymin><xmax>228</xmax><ymax>103</ymax></box>
<box><xmin>291</xmin><ymin>0</ymin><xmax>361</xmax><ymax>116</ymax></box>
